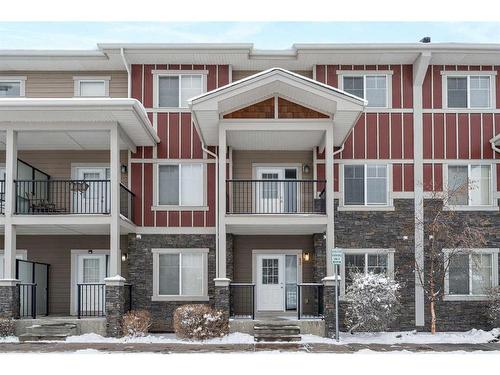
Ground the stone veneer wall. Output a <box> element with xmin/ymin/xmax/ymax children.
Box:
<box><xmin>127</xmin><ymin>233</ymin><xmax>233</xmax><ymax>332</ymax></box>
<box><xmin>423</xmin><ymin>199</ymin><xmax>500</xmax><ymax>331</ymax></box>
<box><xmin>0</xmin><ymin>285</ymin><xmax>20</xmax><ymax>319</ymax></box>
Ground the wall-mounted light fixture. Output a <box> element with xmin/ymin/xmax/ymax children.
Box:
<box><xmin>136</xmin><ymin>234</ymin><xmax>142</xmax><ymax>240</ymax></box>
<box><xmin>87</xmin><ymin>249</ymin><xmax>93</xmax><ymax>254</ymax></box>
<box><xmin>302</xmin><ymin>164</ymin><xmax>311</xmax><ymax>174</ymax></box>
<box><xmin>402</xmin><ymin>235</ymin><xmax>408</xmax><ymax>241</ymax></box>
<box><xmin>303</xmin><ymin>252</ymin><xmax>310</xmax><ymax>262</ymax></box>
<box><xmin>121</xmin><ymin>164</ymin><xmax>128</xmax><ymax>174</ymax></box>
<box><xmin>121</xmin><ymin>253</ymin><xmax>128</xmax><ymax>262</ymax></box>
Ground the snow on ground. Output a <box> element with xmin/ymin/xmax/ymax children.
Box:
<box><xmin>64</xmin><ymin>332</ymin><xmax>255</xmax><ymax>344</ymax></box>
<box><xmin>302</xmin><ymin>328</ymin><xmax>500</xmax><ymax>344</ymax></box>
<box><xmin>0</xmin><ymin>336</ymin><xmax>19</xmax><ymax>343</ymax></box>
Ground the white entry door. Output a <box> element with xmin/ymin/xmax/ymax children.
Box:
<box><xmin>256</xmin><ymin>255</ymin><xmax>285</xmax><ymax>311</ymax></box>
<box><xmin>74</xmin><ymin>167</ymin><xmax>110</xmax><ymax>213</ymax></box>
<box><xmin>256</xmin><ymin>168</ymin><xmax>285</xmax><ymax>213</ymax></box>
<box><xmin>76</xmin><ymin>254</ymin><xmax>107</xmax><ymax>314</ymax></box>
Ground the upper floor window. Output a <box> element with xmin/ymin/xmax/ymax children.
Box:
<box><xmin>157</xmin><ymin>163</ymin><xmax>204</xmax><ymax>207</ymax></box>
<box><xmin>344</xmin><ymin>164</ymin><xmax>389</xmax><ymax>206</ymax></box>
<box><xmin>342</xmin><ymin>75</ymin><xmax>388</xmax><ymax>108</ymax></box>
<box><xmin>74</xmin><ymin>77</ymin><xmax>109</xmax><ymax>97</ymax></box>
<box><xmin>0</xmin><ymin>77</ymin><xmax>26</xmax><ymax>97</ymax></box>
<box><xmin>157</xmin><ymin>74</ymin><xmax>204</xmax><ymax>108</ymax></box>
<box><xmin>447</xmin><ymin>164</ymin><xmax>492</xmax><ymax>207</ymax></box>
<box><xmin>445</xmin><ymin>74</ymin><xmax>494</xmax><ymax>109</ymax></box>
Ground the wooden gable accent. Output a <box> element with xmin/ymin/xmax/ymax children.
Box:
<box><xmin>223</xmin><ymin>97</ymin><xmax>329</xmax><ymax>119</ymax></box>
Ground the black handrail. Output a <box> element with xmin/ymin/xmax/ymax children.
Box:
<box><xmin>297</xmin><ymin>283</ymin><xmax>324</xmax><ymax>320</ymax></box>
<box><xmin>229</xmin><ymin>283</ymin><xmax>255</xmax><ymax>320</ymax></box>
<box><xmin>18</xmin><ymin>283</ymin><xmax>37</xmax><ymax>319</ymax></box>
<box><xmin>120</xmin><ymin>184</ymin><xmax>135</xmax><ymax>222</ymax></box>
<box><xmin>15</xmin><ymin>179</ymin><xmax>110</xmax><ymax>215</ymax></box>
<box><xmin>226</xmin><ymin>179</ymin><xmax>326</xmax><ymax>214</ymax></box>
<box><xmin>77</xmin><ymin>283</ymin><xmax>105</xmax><ymax>318</ymax></box>
<box><xmin>0</xmin><ymin>180</ymin><xmax>4</xmax><ymax>215</ymax></box>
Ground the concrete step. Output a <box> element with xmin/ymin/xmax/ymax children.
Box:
<box><xmin>254</xmin><ymin>335</ymin><xmax>301</xmax><ymax>342</ymax></box>
<box><xmin>253</xmin><ymin>328</ymin><xmax>301</xmax><ymax>335</ymax></box>
<box><xmin>23</xmin><ymin>323</ymin><xmax>78</xmax><ymax>340</ymax></box>
<box><xmin>19</xmin><ymin>333</ymin><xmax>72</xmax><ymax>342</ymax></box>
<box><xmin>253</xmin><ymin>323</ymin><xmax>301</xmax><ymax>342</ymax></box>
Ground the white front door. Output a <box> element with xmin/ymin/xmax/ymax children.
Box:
<box><xmin>74</xmin><ymin>167</ymin><xmax>109</xmax><ymax>213</ymax></box>
<box><xmin>76</xmin><ymin>254</ymin><xmax>107</xmax><ymax>314</ymax></box>
<box><xmin>256</xmin><ymin>255</ymin><xmax>285</xmax><ymax>311</ymax></box>
<box><xmin>256</xmin><ymin>168</ymin><xmax>285</xmax><ymax>213</ymax></box>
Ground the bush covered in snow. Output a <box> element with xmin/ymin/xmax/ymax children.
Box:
<box><xmin>344</xmin><ymin>272</ymin><xmax>401</xmax><ymax>333</ymax></box>
<box><xmin>173</xmin><ymin>304</ymin><xmax>228</xmax><ymax>340</ymax></box>
<box><xmin>487</xmin><ymin>287</ymin><xmax>500</xmax><ymax>328</ymax></box>
<box><xmin>122</xmin><ymin>310</ymin><xmax>152</xmax><ymax>337</ymax></box>
<box><xmin>0</xmin><ymin>318</ymin><xmax>15</xmax><ymax>337</ymax></box>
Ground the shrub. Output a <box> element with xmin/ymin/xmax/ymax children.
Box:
<box><xmin>487</xmin><ymin>286</ymin><xmax>500</xmax><ymax>327</ymax></box>
<box><xmin>344</xmin><ymin>272</ymin><xmax>401</xmax><ymax>333</ymax></box>
<box><xmin>0</xmin><ymin>318</ymin><xmax>16</xmax><ymax>337</ymax></box>
<box><xmin>122</xmin><ymin>310</ymin><xmax>152</xmax><ymax>337</ymax></box>
<box><xmin>173</xmin><ymin>304</ymin><xmax>228</xmax><ymax>340</ymax></box>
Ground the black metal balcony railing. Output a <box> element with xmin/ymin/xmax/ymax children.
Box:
<box><xmin>226</xmin><ymin>180</ymin><xmax>326</xmax><ymax>214</ymax></box>
<box><xmin>77</xmin><ymin>283</ymin><xmax>106</xmax><ymax>318</ymax></box>
<box><xmin>18</xmin><ymin>283</ymin><xmax>37</xmax><ymax>319</ymax></box>
<box><xmin>229</xmin><ymin>283</ymin><xmax>255</xmax><ymax>320</ymax></box>
<box><xmin>120</xmin><ymin>184</ymin><xmax>135</xmax><ymax>221</ymax></box>
<box><xmin>297</xmin><ymin>283</ymin><xmax>324</xmax><ymax>320</ymax></box>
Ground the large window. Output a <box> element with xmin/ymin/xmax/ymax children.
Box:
<box><xmin>340</xmin><ymin>250</ymin><xmax>394</xmax><ymax>295</ymax></box>
<box><xmin>445</xmin><ymin>250</ymin><xmax>499</xmax><ymax>299</ymax></box>
<box><xmin>344</xmin><ymin>164</ymin><xmax>388</xmax><ymax>206</ymax></box>
<box><xmin>158</xmin><ymin>163</ymin><xmax>204</xmax><ymax>207</ymax></box>
<box><xmin>0</xmin><ymin>79</ymin><xmax>24</xmax><ymax>97</ymax></box>
<box><xmin>447</xmin><ymin>165</ymin><xmax>492</xmax><ymax>207</ymax></box>
<box><xmin>446</xmin><ymin>75</ymin><xmax>492</xmax><ymax>109</ymax></box>
<box><xmin>342</xmin><ymin>75</ymin><xmax>388</xmax><ymax>107</ymax></box>
<box><xmin>152</xmin><ymin>249</ymin><xmax>208</xmax><ymax>300</ymax></box>
<box><xmin>158</xmin><ymin>74</ymin><xmax>203</xmax><ymax>108</ymax></box>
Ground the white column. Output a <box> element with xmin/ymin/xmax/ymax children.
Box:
<box><xmin>217</xmin><ymin>125</ymin><xmax>227</xmax><ymax>279</ymax></box>
<box><xmin>3</xmin><ymin>129</ymin><xmax>18</xmax><ymax>280</ymax></box>
<box><xmin>325</xmin><ymin>126</ymin><xmax>335</xmax><ymax>276</ymax></box>
<box><xmin>109</xmin><ymin>126</ymin><xmax>122</xmax><ymax>278</ymax></box>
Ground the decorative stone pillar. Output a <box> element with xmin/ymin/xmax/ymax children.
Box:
<box><xmin>214</xmin><ymin>278</ymin><xmax>230</xmax><ymax>319</ymax></box>
<box><xmin>322</xmin><ymin>276</ymin><xmax>339</xmax><ymax>338</ymax></box>
<box><xmin>105</xmin><ymin>276</ymin><xmax>126</xmax><ymax>338</ymax></box>
<box><xmin>0</xmin><ymin>281</ymin><xmax>20</xmax><ymax>319</ymax></box>
<box><xmin>313</xmin><ymin>233</ymin><xmax>326</xmax><ymax>282</ymax></box>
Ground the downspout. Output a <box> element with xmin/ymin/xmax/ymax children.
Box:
<box><xmin>120</xmin><ymin>48</ymin><xmax>131</xmax><ymax>98</ymax></box>
<box><xmin>491</xmin><ymin>140</ymin><xmax>500</xmax><ymax>155</ymax></box>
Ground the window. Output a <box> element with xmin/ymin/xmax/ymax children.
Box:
<box><xmin>342</xmin><ymin>75</ymin><xmax>388</xmax><ymax>107</ymax></box>
<box><xmin>74</xmin><ymin>77</ymin><xmax>109</xmax><ymax>97</ymax></box>
<box><xmin>341</xmin><ymin>250</ymin><xmax>394</xmax><ymax>295</ymax></box>
<box><xmin>344</xmin><ymin>164</ymin><xmax>388</xmax><ymax>206</ymax></box>
<box><xmin>152</xmin><ymin>249</ymin><xmax>208</xmax><ymax>300</ymax></box>
<box><xmin>445</xmin><ymin>250</ymin><xmax>499</xmax><ymax>299</ymax></box>
<box><xmin>0</xmin><ymin>78</ymin><xmax>25</xmax><ymax>97</ymax></box>
<box><xmin>447</xmin><ymin>165</ymin><xmax>492</xmax><ymax>207</ymax></box>
<box><xmin>446</xmin><ymin>75</ymin><xmax>492</xmax><ymax>109</ymax></box>
<box><xmin>158</xmin><ymin>164</ymin><xmax>204</xmax><ymax>206</ymax></box>
<box><xmin>158</xmin><ymin>74</ymin><xmax>203</xmax><ymax>108</ymax></box>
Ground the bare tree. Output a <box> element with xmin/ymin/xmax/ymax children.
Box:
<box><xmin>413</xmin><ymin>180</ymin><xmax>488</xmax><ymax>334</ymax></box>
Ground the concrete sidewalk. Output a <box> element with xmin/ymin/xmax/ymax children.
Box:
<box><xmin>0</xmin><ymin>342</ymin><xmax>499</xmax><ymax>353</ymax></box>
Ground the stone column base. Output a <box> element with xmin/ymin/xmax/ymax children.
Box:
<box><xmin>322</xmin><ymin>276</ymin><xmax>340</xmax><ymax>338</ymax></box>
<box><xmin>214</xmin><ymin>278</ymin><xmax>230</xmax><ymax>319</ymax></box>
<box><xmin>105</xmin><ymin>276</ymin><xmax>126</xmax><ymax>338</ymax></box>
<box><xmin>0</xmin><ymin>280</ymin><xmax>20</xmax><ymax>319</ymax></box>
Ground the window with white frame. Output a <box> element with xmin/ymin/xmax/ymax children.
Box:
<box><xmin>158</xmin><ymin>163</ymin><xmax>204</xmax><ymax>206</ymax></box>
<box><xmin>446</xmin><ymin>75</ymin><xmax>492</xmax><ymax>109</ymax></box>
<box><xmin>341</xmin><ymin>250</ymin><xmax>394</xmax><ymax>294</ymax></box>
<box><xmin>152</xmin><ymin>249</ymin><xmax>208</xmax><ymax>299</ymax></box>
<box><xmin>344</xmin><ymin>164</ymin><xmax>389</xmax><ymax>206</ymax></box>
<box><xmin>0</xmin><ymin>79</ymin><xmax>25</xmax><ymax>97</ymax></box>
<box><xmin>445</xmin><ymin>249</ymin><xmax>499</xmax><ymax>298</ymax></box>
<box><xmin>447</xmin><ymin>165</ymin><xmax>492</xmax><ymax>207</ymax></box>
<box><xmin>75</xmin><ymin>79</ymin><xmax>108</xmax><ymax>97</ymax></box>
<box><xmin>157</xmin><ymin>74</ymin><xmax>203</xmax><ymax>108</ymax></box>
<box><xmin>342</xmin><ymin>75</ymin><xmax>388</xmax><ymax>107</ymax></box>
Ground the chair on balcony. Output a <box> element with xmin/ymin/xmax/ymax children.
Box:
<box><xmin>24</xmin><ymin>192</ymin><xmax>57</xmax><ymax>214</ymax></box>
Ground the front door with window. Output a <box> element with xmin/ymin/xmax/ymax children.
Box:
<box><xmin>256</xmin><ymin>167</ymin><xmax>298</xmax><ymax>214</ymax></box>
<box><xmin>76</xmin><ymin>254</ymin><xmax>107</xmax><ymax>314</ymax></box>
<box><xmin>74</xmin><ymin>167</ymin><xmax>110</xmax><ymax>214</ymax></box>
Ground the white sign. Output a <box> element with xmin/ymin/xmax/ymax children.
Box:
<box><xmin>331</xmin><ymin>250</ymin><xmax>342</xmax><ymax>265</ymax></box>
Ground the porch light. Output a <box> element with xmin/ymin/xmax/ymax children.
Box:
<box><xmin>302</xmin><ymin>164</ymin><xmax>311</xmax><ymax>174</ymax></box>
<box><xmin>303</xmin><ymin>252</ymin><xmax>310</xmax><ymax>262</ymax></box>
<box><xmin>121</xmin><ymin>253</ymin><xmax>128</xmax><ymax>262</ymax></box>
<box><xmin>87</xmin><ymin>249</ymin><xmax>93</xmax><ymax>254</ymax></box>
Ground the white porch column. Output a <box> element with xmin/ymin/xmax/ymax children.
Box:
<box><xmin>217</xmin><ymin>125</ymin><xmax>227</xmax><ymax>279</ymax></box>
<box><xmin>3</xmin><ymin>129</ymin><xmax>18</xmax><ymax>281</ymax></box>
<box><xmin>325</xmin><ymin>125</ymin><xmax>335</xmax><ymax>276</ymax></box>
<box><xmin>109</xmin><ymin>125</ymin><xmax>122</xmax><ymax>277</ymax></box>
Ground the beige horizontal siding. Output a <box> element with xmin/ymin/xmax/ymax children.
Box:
<box><xmin>0</xmin><ymin>71</ymin><xmax>127</xmax><ymax>98</ymax></box>
<box><xmin>232</xmin><ymin>70</ymin><xmax>313</xmax><ymax>82</ymax></box>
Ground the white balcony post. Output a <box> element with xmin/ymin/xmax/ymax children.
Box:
<box><xmin>217</xmin><ymin>125</ymin><xmax>227</xmax><ymax>279</ymax></box>
<box><xmin>325</xmin><ymin>125</ymin><xmax>335</xmax><ymax>277</ymax></box>
<box><xmin>109</xmin><ymin>125</ymin><xmax>122</xmax><ymax>278</ymax></box>
<box><xmin>3</xmin><ymin>129</ymin><xmax>18</xmax><ymax>280</ymax></box>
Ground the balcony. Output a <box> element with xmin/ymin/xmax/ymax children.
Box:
<box><xmin>226</xmin><ymin>179</ymin><xmax>326</xmax><ymax>215</ymax></box>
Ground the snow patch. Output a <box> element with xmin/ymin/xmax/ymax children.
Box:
<box><xmin>0</xmin><ymin>336</ymin><xmax>19</xmax><ymax>343</ymax></box>
<box><xmin>65</xmin><ymin>332</ymin><xmax>254</xmax><ymax>344</ymax></box>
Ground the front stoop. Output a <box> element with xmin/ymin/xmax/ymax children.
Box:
<box><xmin>253</xmin><ymin>323</ymin><xmax>301</xmax><ymax>342</ymax></box>
<box><xmin>19</xmin><ymin>323</ymin><xmax>78</xmax><ymax>342</ymax></box>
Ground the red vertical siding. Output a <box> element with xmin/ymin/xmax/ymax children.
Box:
<box><xmin>206</xmin><ymin>163</ymin><xmax>216</xmax><ymax>227</ymax></box>
<box><xmin>391</xmin><ymin>65</ymin><xmax>402</xmax><ymax>109</ymax></box>
<box><xmin>402</xmin><ymin>65</ymin><xmax>413</xmax><ymax>108</ymax></box>
<box><xmin>326</xmin><ymin>65</ymin><xmax>338</xmax><ymax>87</ymax></box>
<box><xmin>445</xmin><ymin>114</ymin><xmax>457</xmax><ymax>159</ymax></box>
<box><xmin>434</xmin><ymin>164</ymin><xmax>443</xmax><ymax>191</ymax></box>
<box><xmin>192</xmin><ymin>127</ymin><xmax>203</xmax><ymax>159</ymax></box>
<box><xmin>392</xmin><ymin>164</ymin><xmax>403</xmax><ymax>192</ymax></box>
<box><xmin>157</xmin><ymin>113</ymin><xmax>168</xmax><ymax>158</ymax></box>
<box><xmin>423</xmin><ymin>163</ymin><xmax>433</xmax><ymax>191</ymax></box>
<box><xmin>143</xmin><ymin>163</ymin><xmax>154</xmax><ymax>226</ymax></box>
<box><xmin>168</xmin><ymin>212</ymin><xmax>180</xmax><ymax>227</ymax></box>
<box><xmin>193</xmin><ymin>211</ymin><xmax>204</xmax><ymax>227</ymax></box>
<box><xmin>168</xmin><ymin>113</ymin><xmax>180</xmax><ymax>159</ymax></box>
<box><xmin>316</xmin><ymin>65</ymin><xmax>326</xmax><ymax>84</ymax></box>
<box><xmin>334</xmin><ymin>164</ymin><xmax>339</xmax><ymax>192</ymax></box>
<box><xmin>354</xmin><ymin>116</ymin><xmax>366</xmax><ymax>159</ymax></box>
<box><xmin>366</xmin><ymin>114</ymin><xmax>377</xmax><ymax>159</ymax></box>
<box><xmin>143</xmin><ymin>65</ymin><xmax>154</xmax><ymax>108</ymax></box>
<box><xmin>403</xmin><ymin>164</ymin><xmax>414</xmax><ymax>191</ymax></box>
<box><xmin>342</xmin><ymin>132</ymin><xmax>354</xmax><ymax>159</ymax></box>
<box><xmin>422</xmin><ymin>67</ymin><xmax>432</xmax><ymax>109</ymax></box>
<box><xmin>316</xmin><ymin>164</ymin><xmax>325</xmax><ymax>193</ymax></box>
<box><xmin>433</xmin><ymin>113</ymin><xmax>445</xmax><ymax>159</ymax></box>
<box><xmin>423</xmin><ymin>113</ymin><xmax>433</xmax><ymax>159</ymax></box>
<box><xmin>391</xmin><ymin>114</ymin><xmax>403</xmax><ymax>159</ymax></box>
<box><xmin>180</xmin><ymin>113</ymin><xmax>192</xmax><ymax>159</ymax></box>
<box><xmin>207</xmin><ymin>65</ymin><xmax>217</xmax><ymax>91</ymax></box>
<box><xmin>483</xmin><ymin>114</ymin><xmax>494</xmax><ymax>159</ymax></box>
<box><xmin>403</xmin><ymin>114</ymin><xmax>413</xmax><ymax>159</ymax></box>
<box><xmin>217</xmin><ymin>65</ymin><xmax>229</xmax><ymax>87</ymax></box>
<box><xmin>470</xmin><ymin>114</ymin><xmax>482</xmax><ymax>159</ymax></box>
<box><xmin>131</xmin><ymin>163</ymin><xmax>143</xmax><ymax>226</ymax></box>
<box><xmin>432</xmin><ymin>65</ymin><xmax>443</xmax><ymax>109</ymax></box>
<box><xmin>181</xmin><ymin>211</ymin><xmax>192</xmax><ymax>227</ymax></box>
<box><xmin>496</xmin><ymin>66</ymin><xmax>500</xmax><ymax>109</ymax></box>
<box><xmin>156</xmin><ymin>211</ymin><xmax>168</xmax><ymax>227</ymax></box>
<box><xmin>457</xmin><ymin>113</ymin><xmax>469</xmax><ymax>159</ymax></box>
<box><xmin>379</xmin><ymin>113</ymin><xmax>390</xmax><ymax>159</ymax></box>
<box><xmin>131</xmin><ymin>64</ymin><xmax>143</xmax><ymax>101</ymax></box>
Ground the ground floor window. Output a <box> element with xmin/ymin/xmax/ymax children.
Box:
<box><xmin>152</xmin><ymin>248</ymin><xmax>209</xmax><ymax>301</ymax></box>
<box><xmin>444</xmin><ymin>249</ymin><xmax>499</xmax><ymax>299</ymax></box>
<box><xmin>340</xmin><ymin>249</ymin><xmax>395</xmax><ymax>295</ymax></box>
